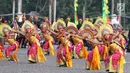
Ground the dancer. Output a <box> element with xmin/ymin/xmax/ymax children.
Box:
<box><xmin>0</xmin><ymin>23</ymin><xmax>19</xmax><ymax>62</ymax></box>
<box><xmin>41</xmin><ymin>22</ymin><xmax>55</xmax><ymax>56</ymax></box>
<box><xmin>103</xmin><ymin>32</ymin><xmax>126</xmax><ymax>73</ymax></box>
<box><xmin>85</xmin><ymin>35</ymin><xmax>102</xmax><ymax>70</ymax></box>
<box><xmin>20</xmin><ymin>20</ymin><xmax>46</xmax><ymax>63</ymax></box>
<box><xmin>84</xmin><ymin>24</ymin><xmax>113</xmax><ymax>70</ymax></box>
<box><xmin>51</xmin><ymin>19</ymin><xmax>73</xmax><ymax>67</ymax></box>
<box><xmin>66</xmin><ymin>25</ymin><xmax>88</xmax><ymax>59</ymax></box>
<box><xmin>56</xmin><ymin>29</ymin><xmax>73</xmax><ymax>67</ymax></box>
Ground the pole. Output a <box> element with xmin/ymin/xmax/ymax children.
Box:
<box><xmin>49</xmin><ymin>0</ymin><xmax>52</xmax><ymax>24</ymax></box>
<box><xmin>119</xmin><ymin>0</ymin><xmax>121</xmax><ymax>24</ymax></box>
<box><xmin>18</xmin><ymin>0</ymin><xmax>22</xmax><ymax>13</ymax></box>
<box><xmin>17</xmin><ymin>0</ymin><xmax>22</xmax><ymax>21</ymax></box>
<box><xmin>124</xmin><ymin>0</ymin><xmax>126</xmax><ymax>29</ymax></box>
<box><xmin>111</xmin><ymin>0</ymin><xmax>114</xmax><ymax>15</ymax></box>
<box><xmin>12</xmin><ymin>0</ymin><xmax>15</xmax><ymax>21</ymax></box>
<box><xmin>53</xmin><ymin>0</ymin><xmax>56</xmax><ymax>22</ymax></box>
<box><xmin>83</xmin><ymin>0</ymin><xmax>86</xmax><ymax>20</ymax></box>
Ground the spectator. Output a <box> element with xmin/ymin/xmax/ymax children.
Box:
<box><xmin>77</xmin><ymin>18</ymin><xmax>83</xmax><ymax>30</ymax></box>
<box><xmin>34</xmin><ymin>16</ymin><xmax>41</xmax><ymax>29</ymax></box>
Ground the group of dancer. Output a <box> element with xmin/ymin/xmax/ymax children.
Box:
<box><xmin>0</xmin><ymin>15</ymin><xmax>127</xmax><ymax>73</ymax></box>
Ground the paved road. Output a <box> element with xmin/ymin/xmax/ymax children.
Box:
<box><xmin>0</xmin><ymin>45</ymin><xmax>130</xmax><ymax>73</ymax></box>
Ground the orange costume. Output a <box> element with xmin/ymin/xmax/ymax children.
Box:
<box><xmin>5</xmin><ymin>39</ymin><xmax>19</xmax><ymax>62</ymax></box>
<box><xmin>41</xmin><ymin>21</ymin><xmax>55</xmax><ymax>56</ymax></box>
<box><xmin>27</xmin><ymin>35</ymin><xmax>46</xmax><ymax>63</ymax></box>
<box><xmin>56</xmin><ymin>36</ymin><xmax>73</xmax><ymax>67</ymax></box>
<box><xmin>20</xmin><ymin>20</ymin><xmax>46</xmax><ymax>63</ymax></box>
<box><xmin>72</xmin><ymin>36</ymin><xmax>88</xmax><ymax>59</ymax></box>
<box><xmin>0</xmin><ymin>42</ymin><xmax>5</xmax><ymax>59</ymax></box>
<box><xmin>42</xmin><ymin>32</ymin><xmax>55</xmax><ymax>56</ymax></box>
<box><xmin>104</xmin><ymin>43</ymin><xmax>126</xmax><ymax>73</ymax></box>
<box><xmin>85</xmin><ymin>44</ymin><xmax>101</xmax><ymax>70</ymax></box>
<box><xmin>0</xmin><ymin>23</ymin><xmax>19</xmax><ymax>62</ymax></box>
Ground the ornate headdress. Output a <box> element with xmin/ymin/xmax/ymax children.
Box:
<box><xmin>56</xmin><ymin>19</ymin><xmax>66</xmax><ymax>31</ymax></box>
<box><xmin>21</xmin><ymin>20</ymin><xmax>34</xmax><ymax>32</ymax></box>
<box><xmin>80</xmin><ymin>20</ymin><xmax>94</xmax><ymax>31</ymax></box>
<box><xmin>94</xmin><ymin>24</ymin><xmax>100</xmax><ymax>32</ymax></box>
<box><xmin>51</xmin><ymin>22</ymin><xmax>57</xmax><ymax>31</ymax></box>
<box><xmin>94</xmin><ymin>17</ymin><xmax>104</xmax><ymax>25</ymax></box>
<box><xmin>67</xmin><ymin>22</ymin><xmax>77</xmax><ymax>28</ymax></box>
<box><xmin>0</xmin><ymin>23</ymin><xmax>11</xmax><ymax>36</ymax></box>
<box><xmin>66</xmin><ymin>26</ymin><xmax>78</xmax><ymax>34</ymax></box>
<box><xmin>79</xmin><ymin>29</ymin><xmax>94</xmax><ymax>39</ymax></box>
<box><xmin>98</xmin><ymin>24</ymin><xmax>113</xmax><ymax>37</ymax></box>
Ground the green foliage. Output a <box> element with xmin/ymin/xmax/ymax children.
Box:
<box><xmin>0</xmin><ymin>0</ymin><xmax>130</xmax><ymax>20</ymax></box>
<box><xmin>0</xmin><ymin>0</ymin><xmax>12</xmax><ymax>14</ymax></box>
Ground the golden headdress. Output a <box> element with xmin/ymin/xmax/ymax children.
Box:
<box><xmin>98</xmin><ymin>24</ymin><xmax>113</xmax><ymax>37</ymax></box>
<box><xmin>94</xmin><ymin>24</ymin><xmax>100</xmax><ymax>31</ymax></box>
<box><xmin>0</xmin><ymin>23</ymin><xmax>11</xmax><ymax>36</ymax></box>
<box><xmin>66</xmin><ymin>17</ymin><xmax>71</xmax><ymax>22</ymax></box>
<box><xmin>94</xmin><ymin>17</ymin><xmax>104</xmax><ymax>25</ymax></box>
<box><xmin>56</xmin><ymin>19</ymin><xmax>66</xmax><ymax>31</ymax></box>
<box><xmin>66</xmin><ymin>26</ymin><xmax>78</xmax><ymax>34</ymax></box>
<box><xmin>67</xmin><ymin>22</ymin><xmax>77</xmax><ymax>28</ymax></box>
<box><xmin>21</xmin><ymin>20</ymin><xmax>35</xmax><ymax>32</ymax></box>
<box><xmin>80</xmin><ymin>20</ymin><xmax>94</xmax><ymax>31</ymax></box>
<box><xmin>51</xmin><ymin>22</ymin><xmax>57</xmax><ymax>31</ymax></box>
<box><xmin>79</xmin><ymin>29</ymin><xmax>94</xmax><ymax>39</ymax></box>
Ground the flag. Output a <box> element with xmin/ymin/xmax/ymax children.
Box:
<box><xmin>102</xmin><ymin>0</ymin><xmax>110</xmax><ymax>24</ymax></box>
<box><xmin>74</xmin><ymin>0</ymin><xmax>78</xmax><ymax>25</ymax></box>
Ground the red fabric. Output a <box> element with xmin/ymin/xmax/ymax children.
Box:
<box><xmin>104</xmin><ymin>50</ymin><xmax>122</xmax><ymax>70</ymax></box>
<box><xmin>56</xmin><ymin>44</ymin><xmax>66</xmax><ymax>63</ymax></box>
<box><xmin>4</xmin><ymin>20</ymin><xmax>6</xmax><ymax>23</ymax></box>
<box><xmin>74</xmin><ymin>42</ymin><xmax>83</xmax><ymax>56</ymax></box>
<box><xmin>87</xmin><ymin>50</ymin><xmax>94</xmax><ymax>62</ymax></box>
<box><xmin>97</xmin><ymin>45</ymin><xmax>104</xmax><ymax>56</ymax></box>
<box><xmin>27</xmin><ymin>43</ymin><xmax>37</xmax><ymax>61</ymax></box>
<box><xmin>0</xmin><ymin>42</ymin><xmax>4</xmax><ymax>51</ymax></box>
<box><xmin>36</xmin><ymin>34</ymin><xmax>40</xmax><ymax>41</ymax></box>
<box><xmin>43</xmin><ymin>41</ymin><xmax>54</xmax><ymax>52</ymax></box>
<box><xmin>5</xmin><ymin>44</ymin><xmax>16</xmax><ymax>57</ymax></box>
<box><xmin>43</xmin><ymin>41</ymin><xmax>49</xmax><ymax>52</ymax></box>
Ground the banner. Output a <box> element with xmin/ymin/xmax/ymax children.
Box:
<box><xmin>102</xmin><ymin>0</ymin><xmax>110</xmax><ymax>24</ymax></box>
<box><xmin>74</xmin><ymin>0</ymin><xmax>78</xmax><ymax>25</ymax></box>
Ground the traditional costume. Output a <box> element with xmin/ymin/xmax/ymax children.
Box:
<box><xmin>57</xmin><ymin>36</ymin><xmax>73</xmax><ymax>67</ymax></box>
<box><xmin>0</xmin><ymin>23</ymin><xmax>19</xmax><ymax>62</ymax></box>
<box><xmin>98</xmin><ymin>24</ymin><xmax>126</xmax><ymax>73</ymax></box>
<box><xmin>104</xmin><ymin>43</ymin><xmax>126</xmax><ymax>73</ymax></box>
<box><xmin>83</xmin><ymin>20</ymin><xmax>103</xmax><ymax>70</ymax></box>
<box><xmin>0</xmin><ymin>41</ymin><xmax>5</xmax><ymax>59</ymax></box>
<box><xmin>54</xmin><ymin>19</ymin><xmax>73</xmax><ymax>67</ymax></box>
<box><xmin>41</xmin><ymin>22</ymin><xmax>55</xmax><ymax>56</ymax></box>
<box><xmin>21</xmin><ymin>20</ymin><xmax>46</xmax><ymax>63</ymax></box>
<box><xmin>66</xmin><ymin>25</ymin><xmax>88</xmax><ymax>59</ymax></box>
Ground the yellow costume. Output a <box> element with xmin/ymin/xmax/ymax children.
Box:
<box><xmin>42</xmin><ymin>33</ymin><xmax>55</xmax><ymax>56</ymax></box>
<box><xmin>72</xmin><ymin>36</ymin><xmax>88</xmax><ymax>59</ymax></box>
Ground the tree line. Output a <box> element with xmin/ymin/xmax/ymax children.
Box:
<box><xmin>0</xmin><ymin>0</ymin><xmax>130</xmax><ymax>28</ymax></box>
